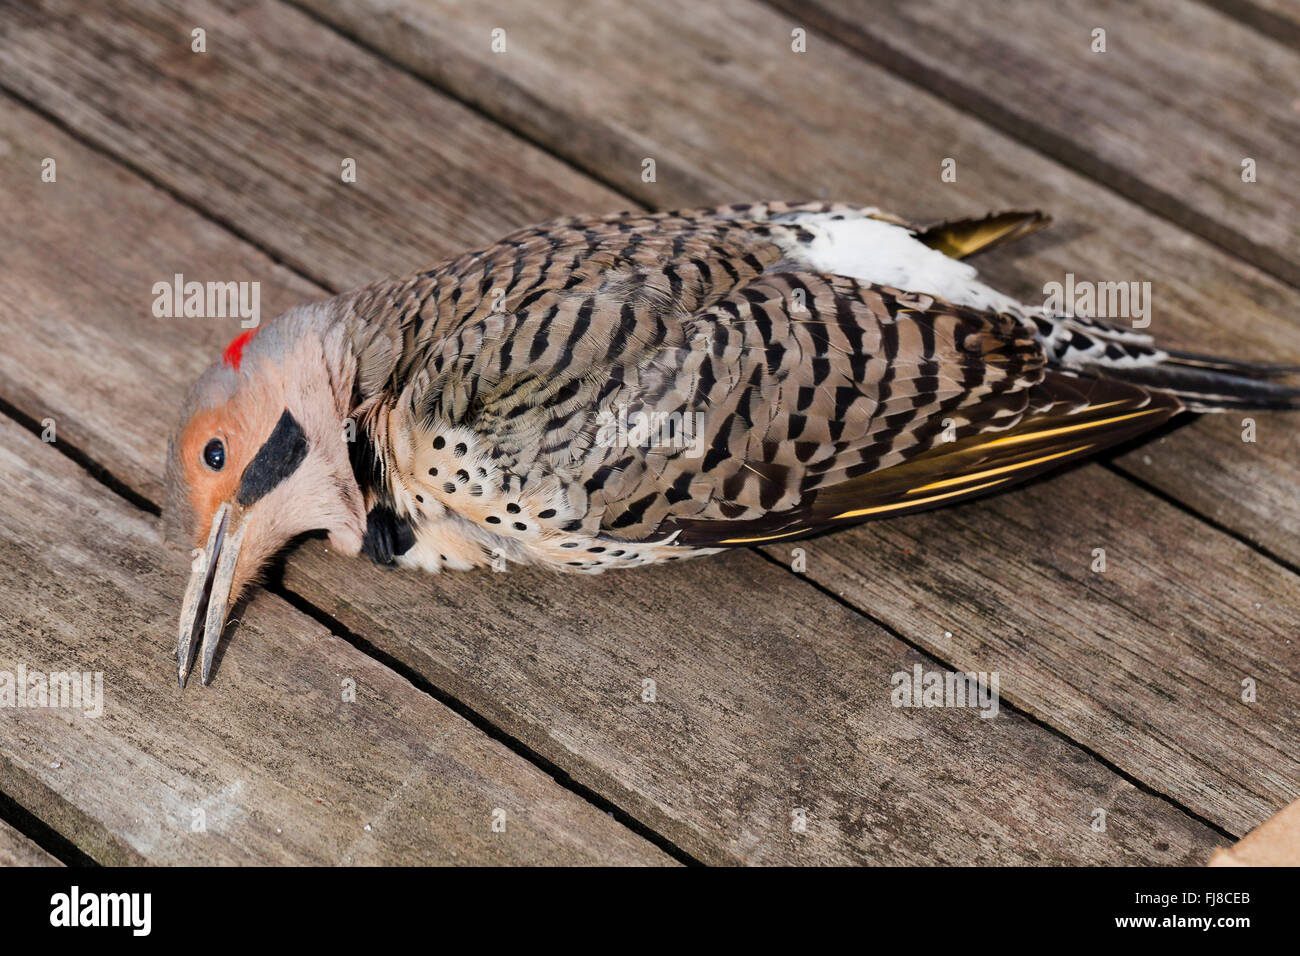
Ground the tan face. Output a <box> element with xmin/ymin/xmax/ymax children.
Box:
<box><xmin>170</xmin><ymin>366</ymin><xmax>291</xmax><ymax>688</ymax></box>
<box><xmin>174</xmin><ymin>399</ymin><xmax>260</xmax><ymax>546</ymax></box>
<box><xmin>168</xmin><ymin>324</ymin><xmax>367</xmax><ymax>688</ymax></box>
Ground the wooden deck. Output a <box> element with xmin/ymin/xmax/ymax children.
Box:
<box><xmin>0</xmin><ymin>0</ymin><xmax>1296</xmax><ymax>865</ymax></box>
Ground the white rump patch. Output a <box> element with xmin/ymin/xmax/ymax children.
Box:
<box><xmin>779</xmin><ymin>212</ymin><xmax>1023</xmax><ymax>314</ymax></box>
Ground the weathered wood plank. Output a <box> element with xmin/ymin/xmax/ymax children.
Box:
<box><xmin>769</xmin><ymin>0</ymin><xmax>1300</xmax><ymax>286</ymax></box>
<box><xmin>282</xmin><ymin>541</ymin><xmax>1226</xmax><ymax>864</ymax></box>
<box><xmin>0</xmin><ymin>819</ymin><xmax>61</xmax><ymax>866</ymax></box>
<box><xmin>0</xmin><ymin>416</ymin><xmax>670</xmax><ymax>865</ymax></box>
<box><xmin>282</xmin><ymin>0</ymin><xmax>1300</xmax><ymax>569</ymax></box>
<box><xmin>1200</xmin><ymin>0</ymin><xmax>1300</xmax><ymax>53</ymax></box>
<box><xmin>763</xmin><ymin>466</ymin><xmax>1300</xmax><ymax>836</ymax></box>
<box><xmin>0</xmin><ymin>77</ymin><xmax>1225</xmax><ymax>864</ymax></box>
<box><xmin>0</xmin><ymin>0</ymin><xmax>625</xmax><ymax>291</ymax></box>
<box><xmin>0</xmin><ymin>134</ymin><xmax>321</xmax><ymax>506</ymax></box>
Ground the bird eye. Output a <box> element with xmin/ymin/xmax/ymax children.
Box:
<box><xmin>202</xmin><ymin>438</ymin><xmax>226</xmax><ymax>471</ymax></box>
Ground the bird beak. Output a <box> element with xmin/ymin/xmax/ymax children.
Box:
<box><xmin>176</xmin><ymin>501</ymin><xmax>248</xmax><ymax>688</ymax></box>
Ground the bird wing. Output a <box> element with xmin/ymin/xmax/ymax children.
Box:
<box><xmin>659</xmin><ymin>370</ymin><xmax>1178</xmax><ymax>546</ymax></box>
<box><xmin>580</xmin><ymin>275</ymin><xmax>1179</xmax><ymax>545</ymax></box>
<box><xmin>375</xmin><ymin>203</ymin><xmax>1174</xmax><ymax>545</ymax></box>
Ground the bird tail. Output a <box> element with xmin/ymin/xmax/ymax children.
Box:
<box><xmin>1034</xmin><ymin>312</ymin><xmax>1300</xmax><ymax>412</ymax></box>
<box><xmin>1085</xmin><ymin>351</ymin><xmax>1300</xmax><ymax>412</ymax></box>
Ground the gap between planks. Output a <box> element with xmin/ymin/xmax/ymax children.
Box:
<box><xmin>283</xmin><ymin>0</ymin><xmax>656</xmax><ymax>216</ymax></box>
<box><xmin>1103</xmin><ymin>459</ymin><xmax>1300</xmax><ymax>582</ymax></box>
<box><xmin>0</xmin><ymin>85</ymin><xmax>335</xmax><ymax>298</ymax></box>
<box><xmin>0</xmin><ymin>783</ymin><xmax>90</xmax><ymax>866</ymax></box>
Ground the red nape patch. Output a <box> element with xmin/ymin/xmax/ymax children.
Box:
<box><xmin>222</xmin><ymin>328</ymin><xmax>259</xmax><ymax>371</ymax></box>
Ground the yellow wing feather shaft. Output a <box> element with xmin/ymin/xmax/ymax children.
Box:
<box><xmin>967</xmin><ymin>408</ymin><xmax>1166</xmax><ymax>452</ymax></box>
<box><xmin>906</xmin><ymin>444</ymin><xmax>1094</xmax><ymax>494</ymax></box>
<box><xmin>718</xmin><ymin>403</ymin><xmax>1169</xmax><ymax>540</ymax></box>
<box><xmin>831</xmin><ymin>478</ymin><xmax>1012</xmax><ymax>520</ymax></box>
<box><xmin>717</xmin><ymin>528</ymin><xmax>807</xmax><ymax>545</ymax></box>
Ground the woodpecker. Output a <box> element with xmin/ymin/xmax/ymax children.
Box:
<box><xmin>166</xmin><ymin>202</ymin><xmax>1300</xmax><ymax>686</ymax></box>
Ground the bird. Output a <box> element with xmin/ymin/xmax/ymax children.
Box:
<box><xmin>166</xmin><ymin>201</ymin><xmax>1300</xmax><ymax>686</ymax></box>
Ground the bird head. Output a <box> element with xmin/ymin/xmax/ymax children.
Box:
<box><xmin>164</xmin><ymin>308</ymin><xmax>367</xmax><ymax>687</ymax></box>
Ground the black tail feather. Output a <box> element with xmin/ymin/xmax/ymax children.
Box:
<box><xmin>1159</xmin><ymin>348</ymin><xmax>1300</xmax><ymax>380</ymax></box>
<box><xmin>1082</xmin><ymin>360</ymin><xmax>1300</xmax><ymax>412</ymax></box>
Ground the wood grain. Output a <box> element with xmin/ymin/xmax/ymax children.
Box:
<box><xmin>769</xmin><ymin>0</ymin><xmax>1300</xmax><ymax>285</ymax></box>
<box><xmin>282</xmin><ymin>540</ymin><xmax>1225</xmax><ymax>864</ymax></box>
<box><xmin>0</xmin><ymin>0</ymin><xmax>626</xmax><ymax>291</ymax></box>
<box><xmin>1200</xmin><ymin>0</ymin><xmax>1300</xmax><ymax>54</ymax></box>
<box><xmin>281</xmin><ymin>0</ymin><xmax>1300</xmax><ymax>568</ymax></box>
<box><xmin>763</xmin><ymin>465</ymin><xmax>1300</xmax><ymax>836</ymax></box>
<box><xmin>0</xmin><ymin>416</ymin><xmax>670</xmax><ymax>865</ymax></box>
<box><xmin>0</xmin><ymin>85</ymin><xmax>1226</xmax><ymax>864</ymax></box>
<box><xmin>0</xmin><ymin>819</ymin><xmax>61</xmax><ymax>866</ymax></box>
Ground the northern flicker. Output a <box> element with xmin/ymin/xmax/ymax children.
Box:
<box><xmin>167</xmin><ymin>202</ymin><xmax>1300</xmax><ymax>686</ymax></box>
